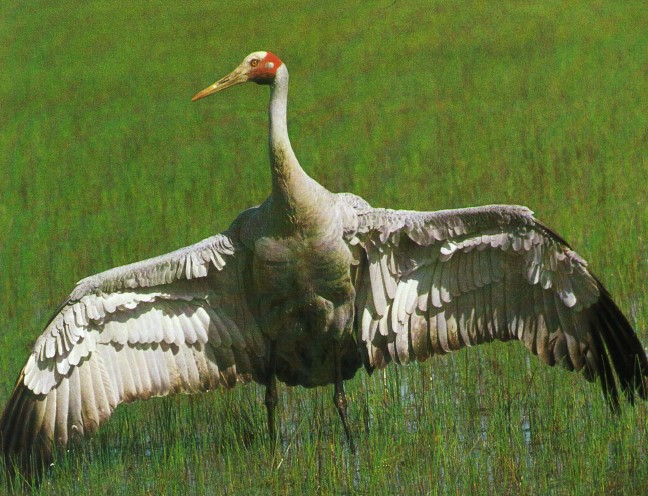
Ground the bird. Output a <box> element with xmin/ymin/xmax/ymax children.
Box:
<box><xmin>1</xmin><ymin>51</ymin><xmax>647</xmax><ymax>477</ymax></box>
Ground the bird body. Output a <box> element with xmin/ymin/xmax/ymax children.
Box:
<box><xmin>242</xmin><ymin>202</ymin><xmax>359</xmax><ymax>386</ymax></box>
<box><xmin>225</xmin><ymin>54</ymin><xmax>361</xmax><ymax>389</ymax></box>
<box><xmin>2</xmin><ymin>50</ymin><xmax>647</xmax><ymax>477</ymax></box>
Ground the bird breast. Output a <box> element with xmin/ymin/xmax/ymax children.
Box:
<box><xmin>253</xmin><ymin>236</ymin><xmax>352</xmax><ymax>294</ymax></box>
<box><xmin>252</xmin><ymin>235</ymin><xmax>355</xmax><ymax>340</ymax></box>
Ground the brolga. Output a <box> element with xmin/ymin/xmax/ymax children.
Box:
<box><xmin>1</xmin><ymin>51</ymin><xmax>647</xmax><ymax>476</ymax></box>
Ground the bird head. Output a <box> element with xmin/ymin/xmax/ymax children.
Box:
<box><xmin>192</xmin><ymin>51</ymin><xmax>283</xmax><ymax>101</ymax></box>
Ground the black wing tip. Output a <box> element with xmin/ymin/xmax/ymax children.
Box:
<box><xmin>589</xmin><ymin>281</ymin><xmax>648</xmax><ymax>409</ymax></box>
<box><xmin>1</xmin><ymin>373</ymin><xmax>52</xmax><ymax>486</ymax></box>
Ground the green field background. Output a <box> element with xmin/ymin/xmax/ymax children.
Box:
<box><xmin>1</xmin><ymin>0</ymin><xmax>646</xmax><ymax>493</ymax></box>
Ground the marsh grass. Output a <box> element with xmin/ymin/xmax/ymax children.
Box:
<box><xmin>1</xmin><ymin>0</ymin><xmax>646</xmax><ymax>493</ymax></box>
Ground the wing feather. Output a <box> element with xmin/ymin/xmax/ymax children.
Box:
<box><xmin>430</xmin><ymin>261</ymin><xmax>443</xmax><ymax>309</ymax></box>
<box><xmin>411</xmin><ymin>310</ymin><xmax>429</xmax><ymax>361</ymax></box>
<box><xmin>446</xmin><ymin>299</ymin><xmax>462</xmax><ymax>350</ymax></box>
<box><xmin>54</xmin><ymin>374</ymin><xmax>70</xmax><ymax>446</ymax></box>
<box><xmin>490</xmin><ymin>280</ymin><xmax>505</xmax><ymax>341</ymax></box>
<box><xmin>395</xmin><ymin>314</ymin><xmax>411</xmax><ymax>365</ymax></box>
<box><xmin>66</xmin><ymin>365</ymin><xmax>84</xmax><ymax>440</ymax></box>
<box><xmin>417</xmin><ymin>265</ymin><xmax>434</xmax><ymax>312</ymax></box>
<box><xmin>427</xmin><ymin>307</ymin><xmax>445</xmax><ymax>355</ymax></box>
<box><xmin>536</xmin><ymin>289</ymin><xmax>555</xmax><ymax>364</ymax></box>
<box><xmin>391</xmin><ymin>280</ymin><xmax>404</xmax><ymax>333</ymax></box>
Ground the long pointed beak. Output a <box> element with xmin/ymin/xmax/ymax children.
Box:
<box><xmin>191</xmin><ymin>68</ymin><xmax>249</xmax><ymax>102</ymax></box>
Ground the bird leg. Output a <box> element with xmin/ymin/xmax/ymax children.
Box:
<box><xmin>265</xmin><ymin>341</ymin><xmax>278</xmax><ymax>445</ymax></box>
<box><xmin>333</xmin><ymin>346</ymin><xmax>355</xmax><ymax>453</ymax></box>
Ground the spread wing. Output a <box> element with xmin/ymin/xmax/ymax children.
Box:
<box><xmin>0</xmin><ymin>223</ymin><xmax>265</xmax><ymax>472</ymax></box>
<box><xmin>341</xmin><ymin>195</ymin><xmax>648</xmax><ymax>408</ymax></box>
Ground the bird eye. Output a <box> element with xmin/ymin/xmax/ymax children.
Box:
<box><xmin>250</xmin><ymin>59</ymin><xmax>259</xmax><ymax>68</ymax></box>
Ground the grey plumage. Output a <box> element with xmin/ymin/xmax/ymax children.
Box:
<box><xmin>2</xmin><ymin>51</ymin><xmax>646</xmax><ymax>478</ymax></box>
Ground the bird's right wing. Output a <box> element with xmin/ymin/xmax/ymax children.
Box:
<box><xmin>1</xmin><ymin>224</ymin><xmax>265</xmax><ymax>471</ymax></box>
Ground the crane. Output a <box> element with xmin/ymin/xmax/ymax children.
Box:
<box><xmin>1</xmin><ymin>51</ymin><xmax>647</xmax><ymax>476</ymax></box>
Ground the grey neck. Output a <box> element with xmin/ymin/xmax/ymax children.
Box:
<box><xmin>267</xmin><ymin>64</ymin><xmax>316</xmax><ymax>213</ymax></box>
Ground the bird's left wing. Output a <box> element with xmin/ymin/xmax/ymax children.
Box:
<box><xmin>1</xmin><ymin>227</ymin><xmax>265</xmax><ymax>472</ymax></box>
<box><xmin>339</xmin><ymin>195</ymin><xmax>647</xmax><ymax>408</ymax></box>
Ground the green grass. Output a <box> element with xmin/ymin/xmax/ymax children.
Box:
<box><xmin>1</xmin><ymin>0</ymin><xmax>647</xmax><ymax>493</ymax></box>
